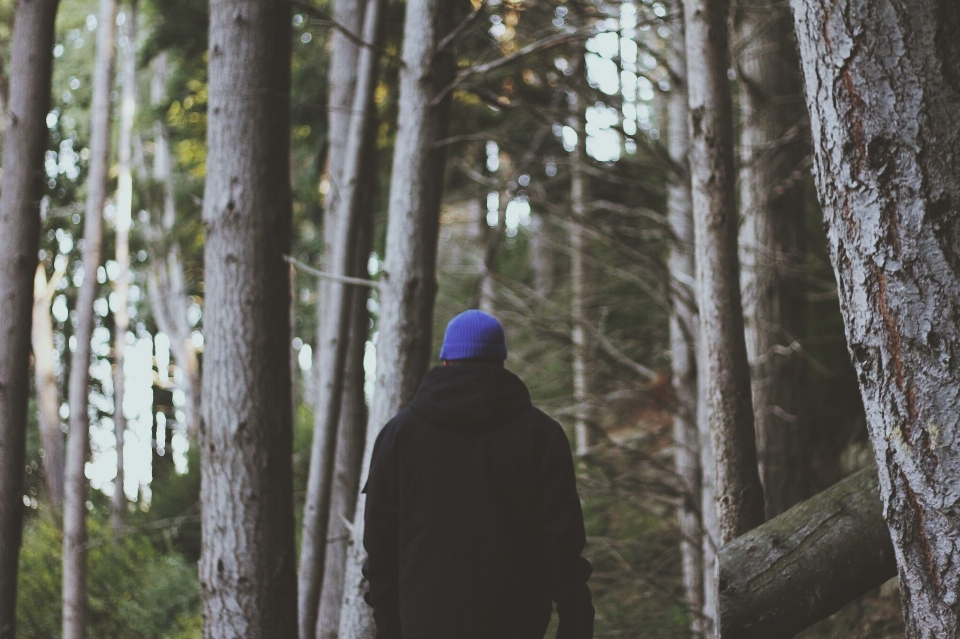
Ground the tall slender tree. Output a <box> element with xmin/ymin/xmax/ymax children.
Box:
<box><xmin>146</xmin><ymin>53</ymin><xmax>201</xmax><ymax>440</ymax></box>
<box><xmin>299</xmin><ymin>0</ymin><xmax>385</xmax><ymax>636</ymax></box>
<box><xmin>33</xmin><ymin>259</ymin><xmax>67</xmax><ymax>509</ymax></box>
<box><xmin>736</xmin><ymin>0</ymin><xmax>810</xmax><ymax>518</ymax></box>
<box><xmin>683</xmin><ymin>0</ymin><xmax>765</xmax><ymax>546</ymax></box>
<box><xmin>0</xmin><ymin>2</ymin><xmax>59</xmax><ymax>635</ymax></box>
<box><xmin>111</xmin><ymin>0</ymin><xmax>138</xmax><ymax>532</ymax></box>
<box><xmin>666</xmin><ymin>2</ymin><xmax>704</xmax><ymax>634</ymax></box>
<box><xmin>697</xmin><ymin>344</ymin><xmax>719</xmax><ymax>635</ymax></box>
<box><xmin>315</xmin><ymin>73</ymin><xmax>380</xmax><ymax>639</ymax></box>
<box><xmin>792</xmin><ymin>0</ymin><xmax>960</xmax><ymax>635</ymax></box>
<box><xmin>63</xmin><ymin>1</ymin><xmax>117</xmax><ymax>637</ymax></box>
<box><xmin>337</xmin><ymin>1</ymin><xmax>461</xmax><ymax>636</ymax></box>
<box><xmin>199</xmin><ymin>0</ymin><xmax>298</xmax><ymax>636</ymax></box>
<box><xmin>315</xmin><ymin>207</ymin><xmax>375</xmax><ymax>639</ymax></box>
<box><xmin>568</xmin><ymin>87</ymin><xmax>596</xmax><ymax>456</ymax></box>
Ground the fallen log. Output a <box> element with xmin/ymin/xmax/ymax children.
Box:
<box><xmin>718</xmin><ymin>466</ymin><xmax>896</xmax><ymax>638</ymax></box>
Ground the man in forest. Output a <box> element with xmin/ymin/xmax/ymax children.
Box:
<box><xmin>363</xmin><ymin>309</ymin><xmax>595</xmax><ymax>639</ymax></box>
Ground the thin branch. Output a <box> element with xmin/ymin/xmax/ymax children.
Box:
<box><xmin>431</xmin><ymin>29</ymin><xmax>593</xmax><ymax>107</ymax></box>
<box><xmin>285</xmin><ymin>255</ymin><xmax>381</xmax><ymax>290</ymax></box>
<box><xmin>437</xmin><ymin>1</ymin><xmax>486</xmax><ymax>53</ymax></box>
<box><xmin>290</xmin><ymin>0</ymin><xmax>403</xmax><ymax>66</ymax></box>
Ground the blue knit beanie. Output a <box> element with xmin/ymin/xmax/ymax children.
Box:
<box><xmin>439</xmin><ymin>310</ymin><xmax>508</xmax><ymax>361</ymax></box>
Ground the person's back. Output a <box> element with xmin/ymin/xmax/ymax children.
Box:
<box><xmin>363</xmin><ymin>310</ymin><xmax>594</xmax><ymax>639</ymax></box>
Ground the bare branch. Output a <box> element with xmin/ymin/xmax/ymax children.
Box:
<box><xmin>290</xmin><ymin>0</ymin><xmax>403</xmax><ymax>66</ymax></box>
<box><xmin>432</xmin><ymin>29</ymin><xmax>593</xmax><ymax>107</ymax></box>
<box><xmin>285</xmin><ymin>255</ymin><xmax>381</xmax><ymax>290</ymax></box>
<box><xmin>437</xmin><ymin>1</ymin><xmax>486</xmax><ymax>53</ymax></box>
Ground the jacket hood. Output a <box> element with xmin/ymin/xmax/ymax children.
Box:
<box><xmin>410</xmin><ymin>364</ymin><xmax>532</xmax><ymax>432</ymax></box>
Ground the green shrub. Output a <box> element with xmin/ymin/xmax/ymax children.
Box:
<box><xmin>17</xmin><ymin>512</ymin><xmax>200</xmax><ymax>639</ymax></box>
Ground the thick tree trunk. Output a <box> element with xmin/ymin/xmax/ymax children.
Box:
<box><xmin>33</xmin><ymin>262</ymin><xmax>67</xmax><ymax>508</ymax></box>
<box><xmin>666</xmin><ymin>3</ymin><xmax>705</xmax><ymax>635</ymax></box>
<box><xmin>63</xmin><ymin>1</ymin><xmax>116</xmax><ymax>637</ymax></box>
<box><xmin>337</xmin><ymin>2</ymin><xmax>459</xmax><ymax>636</ymax></box>
<box><xmin>735</xmin><ymin>0</ymin><xmax>810</xmax><ymax>519</ymax></box>
<box><xmin>791</xmin><ymin>1</ymin><xmax>960</xmax><ymax>635</ymax></box>
<box><xmin>299</xmin><ymin>0</ymin><xmax>384</xmax><ymax>636</ymax></box>
<box><xmin>0</xmin><ymin>3</ymin><xmax>58</xmax><ymax>632</ymax></box>
<box><xmin>568</xmin><ymin>89</ymin><xmax>595</xmax><ymax>455</ymax></box>
<box><xmin>111</xmin><ymin>0</ymin><xmax>137</xmax><ymax>532</ymax></box>
<box><xmin>0</xmin><ymin>56</ymin><xmax>7</xmax><ymax>143</ymax></box>
<box><xmin>684</xmin><ymin>0</ymin><xmax>765</xmax><ymax>545</ymax></box>
<box><xmin>718</xmin><ymin>467</ymin><xmax>896</xmax><ymax>638</ymax></box>
<box><xmin>199</xmin><ymin>1</ymin><xmax>298</xmax><ymax>637</ymax></box>
<box><xmin>148</xmin><ymin>53</ymin><xmax>201</xmax><ymax>440</ymax></box>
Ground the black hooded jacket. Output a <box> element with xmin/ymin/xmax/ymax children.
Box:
<box><xmin>362</xmin><ymin>364</ymin><xmax>594</xmax><ymax>639</ymax></box>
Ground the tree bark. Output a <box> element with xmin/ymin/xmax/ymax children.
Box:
<box><xmin>667</xmin><ymin>3</ymin><xmax>705</xmax><ymax>635</ymax></box>
<box><xmin>698</xmin><ymin>340</ymin><xmax>719</xmax><ymax>636</ymax></box>
<box><xmin>477</xmin><ymin>150</ymin><xmax>509</xmax><ymax>314</ymax></box>
<box><xmin>528</xmin><ymin>210</ymin><xmax>555</xmax><ymax>297</ymax></box>
<box><xmin>735</xmin><ymin>0</ymin><xmax>810</xmax><ymax>520</ymax></box>
<box><xmin>299</xmin><ymin>0</ymin><xmax>384</xmax><ymax>636</ymax></box>
<box><xmin>111</xmin><ymin>0</ymin><xmax>138</xmax><ymax>532</ymax></box>
<box><xmin>568</xmin><ymin>89</ymin><xmax>596</xmax><ymax>455</ymax></box>
<box><xmin>477</xmin><ymin>191</ymin><xmax>504</xmax><ymax>315</ymax></box>
<box><xmin>147</xmin><ymin>52</ymin><xmax>201</xmax><ymax>441</ymax></box>
<box><xmin>0</xmin><ymin>3</ymin><xmax>58</xmax><ymax>632</ymax></box>
<box><xmin>33</xmin><ymin>262</ymin><xmax>67</xmax><ymax>509</ymax></box>
<box><xmin>199</xmin><ymin>0</ymin><xmax>298</xmax><ymax>637</ymax></box>
<box><xmin>684</xmin><ymin>0</ymin><xmax>765</xmax><ymax>545</ymax></box>
<box><xmin>790</xmin><ymin>0</ymin><xmax>960</xmax><ymax>635</ymax></box>
<box><xmin>337</xmin><ymin>2</ymin><xmax>460</xmax><ymax>636</ymax></box>
<box><xmin>316</xmin><ymin>171</ymin><xmax>375</xmax><ymax>639</ymax></box>
<box><xmin>718</xmin><ymin>466</ymin><xmax>896</xmax><ymax>638</ymax></box>
<box><xmin>63</xmin><ymin>1</ymin><xmax>116</xmax><ymax>637</ymax></box>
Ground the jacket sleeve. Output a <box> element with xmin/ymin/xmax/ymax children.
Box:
<box><xmin>362</xmin><ymin>421</ymin><xmax>402</xmax><ymax>639</ymax></box>
<box><xmin>540</xmin><ymin>420</ymin><xmax>595</xmax><ymax>639</ymax></box>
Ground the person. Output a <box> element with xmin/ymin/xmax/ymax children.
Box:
<box><xmin>362</xmin><ymin>309</ymin><xmax>595</xmax><ymax>639</ymax></box>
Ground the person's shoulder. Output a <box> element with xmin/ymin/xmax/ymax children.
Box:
<box><xmin>526</xmin><ymin>406</ymin><xmax>568</xmax><ymax>442</ymax></box>
<box><xmin>373</xmin><ymin>408</ymin><xmax>416</xmax><ymax>450</ymax></box>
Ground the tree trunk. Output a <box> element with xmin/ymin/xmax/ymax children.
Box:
<box><xmin>477</xmin><ymin>189</ymin><xmax>504</xmax><ymax>315</ymax></box>
<box><xmin>667</xmin><ymin>3</ymin><xmax>704</xmax><ymax>635</ymax></box>
<box><xmin>111</xmin><ymin>0</ymin><xmax>137</xmax><ymax>532</ymax></box>
<box><xmin>718</xmin><ymin>466</ymin><xmax>896</xmax><ymax>638</ymax></box>
<box><xmin>199</xmin><ymin>0</ymin><xmax>298</xmax><ymax>637</ymax></box>
<box><xmin>790</xmin><ymin>1</ymin><xmax>960</xmax><ymax>635</ymax></box>
<box><xmin>291</xmin><ymin>265</ymin><xmax>299</xmax><ymax>415</ymax></box>
<box><xmin>735</xmin><ymin>0</ymin><xmax>810</xmax><ymax>520</ymax></box>
<box><xmin>63</xmin><ymin>0</ymin><xmax>116</xmax><ymax>636</ymax></box>
<box><xmin>148</xmin><ymin>52</ymin><xmax>201</xmax><ymax>441</ymax></box>
<box><xmin>33</xmin><ymin>261</ymin><xmax>67</xmax><ymax>509</ymax></box>
<box><xmin>0</xmin><ymin>56</ymin><xmax>7</xmax><ymax>144</ymax></box>
<box><xmin>528</xmin><ymin>210</ymin><xmax>555</xmax><ymax>297</ymax></box>
<box><xmin>698</xmin><ymin>341</ymin><xmax>719</xmax><ymax>636</ymax></box>
<box><xmin>299</xmin><ymin>0</ymin><xmax>384</xmax><ymax>636</ymax></box>
<box><xmin>568</xmin><ymin>89</ymin><xmax>595</xmax><ymax>455</ymax></box>
<box><xmin>316</xmin><ymin>169</ymin><xmax>375</xmax><ymax>639</ymax></box>
<box><xmin>684</xmin><ymin>0</ymin><xmax>765</xmax><ymax>545</ymax></box>
<box><xmin>477</xmin><ymin>149</ymin><xmax>509</xmax><ymax>314</ymax></box>
<box><xmin>337</xmin><ymin>2</ymin><xmax>460</xmax><ymax>636</ymax></box>
<box><xmin>0</xmin><ymin>3</ymin><xmax>58</xmax><ymax>630</ymax></box>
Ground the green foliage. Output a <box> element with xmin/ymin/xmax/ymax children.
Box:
<box><xmin>17</xmin><ymin>513</ymin><xmax>200</xmax><ymax>639</ymax></box>
<box><xmin>579</xmin><ymin>452</ymin><xmax>690</xmax><ymax>638</ymax></box>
